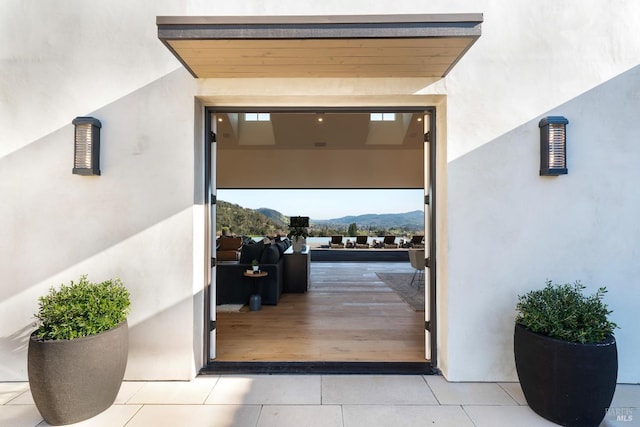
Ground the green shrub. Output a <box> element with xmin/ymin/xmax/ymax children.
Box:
<box><xmin>516</xmin><ymin>280</ymin><xmax>617</xmax><ymax>344</ymax></box>
<box><xmin>34</xmin><ymin>275</ymin><xmax>131</xmax><ymax>341</ymax></box>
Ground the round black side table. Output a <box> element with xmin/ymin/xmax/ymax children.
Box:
<box><xmin>243</xmin><ymin>271</ymin><xmax>268</xmax><ymax>311</ymax></box>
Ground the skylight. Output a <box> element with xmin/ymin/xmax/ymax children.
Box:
<box><xmin>370</xmin><ymin>112</ymin><xmax>396</xmax><ymax>121</ymax></box>
<box><xmin>245</xmin><ymin>113</ymin><xmax>271</xmax><ymax>121</ymax></box>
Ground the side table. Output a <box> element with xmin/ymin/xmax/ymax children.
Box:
<box><xmin>283</xmin><ymin>247</ymin><xmax>310</xmax><ymax>293</ymax></box>
<box><xmin>243</xmin><ymin>271</ymin><xmax>269</xmax><ymax>311</ymax></box>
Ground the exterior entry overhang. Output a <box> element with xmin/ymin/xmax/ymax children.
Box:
<box><xmin>156</xmin><ymin>14</ymin><xmax>482</xmax><ymax>78</ymax></box>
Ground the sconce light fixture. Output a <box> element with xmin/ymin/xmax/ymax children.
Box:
<box><xmin>72</xmin><ymin>117</ymin><xmax>101</xmax><ymax>176</ymax></box>
<box><xmin>539</xmin><ymin>116</ymin><xmax>568</xmax><ymax>176</ymax></box>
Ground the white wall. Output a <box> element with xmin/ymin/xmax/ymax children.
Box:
<box><xmin>440</xmin><ymin>1</ymin><xmax>640</xmax><ymax>382</ymax></box>
<box><xmin>0</xmin><ymin>0</ymin><xmax>203</xmax><ymax>380</ymax></box>
<box><xmin>1</xmin><ymin>0</ymin><xmax>639</xmax><ymax>383</ymax></box>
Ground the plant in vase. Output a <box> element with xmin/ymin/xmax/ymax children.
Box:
<box><xmin>514</xmin><ymin>280</ymin><xmax>618</xmax><ymax>427</ymax></box>
<box><xmin>287</xmin><ymin>226</ymin><xmax>308</xmax><ymax>252</ymax></box>
<box><xmin>28</xmin><ymin>275</ymin><xmax>131</xmax><ymax>425</ymax></box>
<box><xmin>252</xmin><ymin>259</ymin><xmax>260</xmax><ymax>273</ymax></box>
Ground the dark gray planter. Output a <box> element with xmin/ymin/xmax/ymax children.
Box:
<box><xmin>514</xmin><ymin>323</ymin><xmax>617</xmax><ymax>427</ymax></box>
<box><xmin>28</xmin><ymin>320</ymin><xmax>128</xmax><ymax>425</ymax></box>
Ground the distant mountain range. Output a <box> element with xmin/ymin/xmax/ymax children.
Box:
<box><xmin>256</xmin><ymin>207</ymin><xmax>423</xmax><ymax>229</ymax></box>
<box><xmin>216</xmin><ymin>201</ymin><xmax>423</xmax><ymax>235</ymax></box>
<box><xmin>313</xmin><ymin>210</ymin><xmax>424</xmax><ymax>228</ymax></box>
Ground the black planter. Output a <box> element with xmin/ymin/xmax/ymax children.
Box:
<box><xmin>28</xmin><ymin>321</ymin><xmax>128</xmax><ymax>426</ymax></box>
<box><xmin>514</xmin><ymin>323</ymin><xmax>617</xmax><ymax>427</ymax></box>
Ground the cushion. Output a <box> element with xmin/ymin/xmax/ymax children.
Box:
<box><xmin>239</xmin><ymin>240</ymin><xmax>264</xmax><ymax>264</ymax></box>
<box><xmin>260</xmin><ymin>245</ymin><xmax>280</xmax><ymax>264</ymax></box>
<box><xmin>263</xmin><ymin>236</ymin><xmax>275</xmax><ymax>246</ymax></box>
<box><xmin>275</xmin><ymin>240</ymin><xmax>288</xmax><ymax>255</ymax></box>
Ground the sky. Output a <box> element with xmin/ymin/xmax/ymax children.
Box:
<box><xmin>217</xmin><ymin>189</ymin><xmax>424</xmax><ymax>220</ymax></box>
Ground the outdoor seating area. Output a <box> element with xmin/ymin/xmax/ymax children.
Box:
<box><xmin>324</xmin><ymin>235</ymin><xmax>425</xmax><ymax>249</ymax></box>
<box><xmin>329</xmin><ymin>235</ymin><xmax>345</xmax><ymax>248</ymax></box>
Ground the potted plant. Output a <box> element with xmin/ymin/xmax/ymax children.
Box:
<box><xmin>28</xmin><ymin>275</ymin><xmax>131</xmax><ymax>425</ymax></box>
<box><xmin>251</xmin><ymin>259</ymin><xmax>260</xmax><ymax>272</ymax></box>
<box><xmin>514</xmin><ymin>280</ymin><xmax>618</xmax><ymax>427</ymax></box>
<box><xmin>287</xmin><ymin>226</ymin><xmax>308</xmax><ymax>252</ymax></box>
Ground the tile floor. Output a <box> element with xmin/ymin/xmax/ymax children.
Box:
<box><xmin>0</xmin><ymin>376</ymin><xmax>637</xmax><ymax>427</ymax></box>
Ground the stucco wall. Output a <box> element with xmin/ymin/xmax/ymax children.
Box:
<box><xmin>1</xmin><ymin>0</ymin><xmax>639</xmax><ymax>383</ymax></box>
<box><xmin>0</xmin><ymin>0</ymin><xmax>202</xmax><ymax>380</ymax></box>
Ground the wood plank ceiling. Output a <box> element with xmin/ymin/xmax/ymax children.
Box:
<box><xmin>157</xmin><ymin>14</ymin><xmax>482</xmax><ymax>78</ymax></box>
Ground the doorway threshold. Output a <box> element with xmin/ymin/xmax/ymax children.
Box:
<box><xmin>201</xmin><ymin>361</ymin><xmax>436</xmax><ymax>375</ymax></box>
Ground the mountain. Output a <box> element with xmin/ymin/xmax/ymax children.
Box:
<box><xmin>217</xmin><ymin>200</ymin><xmax>424</xmax><ymax>236</ymax></box>
<box><xmin>256</xmin><ymin>208</ymin><xmax>288</xmax><ymax>227</ymax></box>
<box><xmin>216</xmin><ymin>201</ymin><xmax>285</xmax><ymax>236</ymax></box>
<box><xmin>314</xmin><ymin>210</ymin><xmax>424</xmax><ymax>229</ymax></box>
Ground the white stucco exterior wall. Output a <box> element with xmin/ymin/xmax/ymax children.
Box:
<box><xmin>0</xmin><ymin>0</ymin><xmax>203</xmax><ymax>380</ymax></box>
<box><xmin>1</xmin><ymin>0</ymin><xmax>639</xmax><ymax>383</ymax></box>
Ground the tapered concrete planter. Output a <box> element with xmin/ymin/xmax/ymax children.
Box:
<box><xmin>28</xmin><ymin>321</ymin><xmax>128</xmax><ymax>425</ymax></box>
<box><xmin>514</xmin><ymin>323</ymin><xmax>617</xmax><ymax>427</ymax></box>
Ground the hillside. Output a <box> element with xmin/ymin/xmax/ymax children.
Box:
<box><xmin>315</xmin><ymin>210</ymin><xmax>424</xmax><ymax>229</ymax></box>
<box><xmin>217</xmin><ymin>200</ymin><xmax>423</xmax><ymax>236</ymax></box>
<box><xmin>216</xmin><ymin>201</ymin><xmax>285</xmax><ymax>236</ymax></box>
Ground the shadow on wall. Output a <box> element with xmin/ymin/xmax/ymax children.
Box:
<box><xmin>446</xmin><ymin>64</ymin><xmax>640</xmax><ymax>381</ymax></box>
<box><xmin>0</xmin><ymin>68</ymin><xmax>199</xmax><ymax>380</ymax></box>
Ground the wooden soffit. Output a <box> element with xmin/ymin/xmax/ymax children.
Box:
<box><xmin>156</xmin><ymin>14</ymin><xmax>482</xmax><ymax>78</ymax></box>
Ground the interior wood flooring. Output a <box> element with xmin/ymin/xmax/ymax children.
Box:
<box><xmin>215</xmin><ymin>262</ymin><xmax>426</xmax><ymax>362</ymax></box>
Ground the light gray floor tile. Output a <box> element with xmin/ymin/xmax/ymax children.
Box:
<box><xmin>0</xmin><ymin>382</ymin><xmax>30</xmax><ymax>405</ymax></box>
<box><xmin>127</xmin><ymin>378</ymin><xmax>217</xmax><ymax>404</ymax></box>
<box><xmin>125</xmin><ymin>405</ymin><xmax>260</xmax><ymax>427</ymax></box>
<box><xmin>37</xmin><ymin>404</ymin><xmax>142</xmax><ymax>427</ymax></box>
<box><xmin>498</xmin><ymin>382</ymin><xmax>527</xmax><ymax>405</ymax></box>
<box><xmin>426</xmin><ymin>376</ymin><xmax>518</xmax><ymax>405</ymax></box>
<box><xmin>0</xmin><ymin>404</ymin><xmax>42</xmax><ymax>427</ymax></box>
<box><xmin>322</xmin><ymin>375</ymin><xmax>437</xmax><ymax>405</ymax></box>
<box><xmin>5</xmin><ymin>388</ymin><xmax>34</xmax><ymax>405</ymax></box>
<box><xmin>206</xmin><ymin>375</ymin><xmax>321</xmax><ymax>405</ymax></box>
<box><xmin>610</xmin><ymin>384</ymin><xmax>640</xmax><ymax>409</ymax></box>
<box><xmin>464</xmin><ymin>405</ymin><xmax>561</xmax><ymax>427</ymax></box>
<box><xmin>114</xmin><ymin>381</ymin><xmax>147</xmax><ymax>404</ymax></box>
<box><xmin>343</xmin><ymin>405</ymin><xmax>474</xmax><ymax>427</ymax></box>
<box><xmin>602</xmin><ymin>386</ymin><xmax>639</xmax><ymax>427</ymax></box>
<box><xmin>258</xmin><ymin>405</ymin><xmax>343</xmax><ymax>427</ymax></box>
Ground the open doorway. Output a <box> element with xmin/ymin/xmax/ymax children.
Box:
<box><xmin>203</xmin><ymin>108</ymin><xmax>436</xmax><ymax>373</ymax></box>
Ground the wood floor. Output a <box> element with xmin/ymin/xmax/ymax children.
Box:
<box><xmin>214</xmin><ymin>262</ymin><xmax>426</xmax><ymax>362</ymax></box>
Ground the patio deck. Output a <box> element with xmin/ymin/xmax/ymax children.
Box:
<box><xmin>1</xmin><ymin>378</ymin><xmax>637</xmax><ymax>426</ymax></box>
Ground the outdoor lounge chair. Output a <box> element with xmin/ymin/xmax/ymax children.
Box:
<box><xmin>329</xmin><ymin>235</ymin><xmax>345</xmax><ymax>248</ymax></box>
<box><xmin>409</xmin><ymin>235</ymin><xmax>425</xmax><ymax>249</ymax></box>
<box><xmin>383</xmin><ymin>235</ymin><xmax>398</xmax><ymax>249</ymax></box>
<box><xmin>355</xmin><ymin>235</ymin><xmax>369</xmax><ymax>248</ymax></box>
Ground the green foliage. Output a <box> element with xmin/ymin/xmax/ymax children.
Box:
<box><xmin>34</xmin><ymin>275</ymin><xmax>131</xmax><ymax>341</ymax></box>
<box><xmin>216</xmin><ymin>200</ymin><xmax>424</xmax><ymax>238</ymax></box>
<box><xmin>217</xmin><ymin>201</ymin><xmax>284</xmax><ymax>236</ymax></box>
<box><xmin>516</xmin><ymin>280</ymin><xmax>617</xmax><ymax>344</ymax></box>
<box><xmin>287</xmin><ymin>226</ymin><xmax>308</xmax><ymax>238</ymax></box>
<box><xmin>347</xmin><ymin>223</ymin><xmax>358</xmax><ymax>237</ymax></box>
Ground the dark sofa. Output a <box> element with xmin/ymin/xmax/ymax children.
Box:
<box><xmin>216</xmin><ymin>237</ymin><xmax>291</xmax><ymax>305</ymax></box>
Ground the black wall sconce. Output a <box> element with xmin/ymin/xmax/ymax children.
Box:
<box><xmin>539</xmin><ymin>116</ymin><xmax>568</xmax><ymax>176</ymax></box>
<box><xmin>72</xmin><ymin>116</ymin><xmax>101</xmax><ymax>175</ymax></box>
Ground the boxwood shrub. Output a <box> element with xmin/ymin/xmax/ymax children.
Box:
<box><xmin>34</xmin><ymin>275</ymin><xmax>131</xmax><ymax>341</ymax></box>
<box><xmin>516</xmin><ymin>280</ymin><xmax>617</xmax><ymax>344</ymax></box>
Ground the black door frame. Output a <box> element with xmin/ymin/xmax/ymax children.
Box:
<box><xmin>202</xmin><ymin>106</ymin><xmax>438</xmax><ymax>375</ymax></box>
